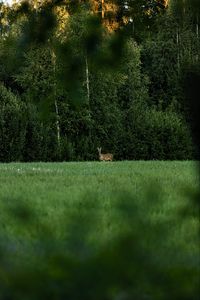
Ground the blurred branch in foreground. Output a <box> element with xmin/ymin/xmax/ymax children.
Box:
<box><xmin>0</xmin><ymin>187</ymin><xmax>199</xmax><ymax>300</ymax></box>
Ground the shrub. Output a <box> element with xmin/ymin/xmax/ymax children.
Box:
<box><xmin>145</xmin><ymin>109</ymin><xmax>194</xmax><ymax>160</ymax></box>
<box><xmin>125</xmin><ymin>105</ymin><xmax>194</xmax><ymax>160</ymax></box>
<box><xmin>0</xmin><ymin>84</ymin><xmax>26</xmax><ymax>162</ymax></box>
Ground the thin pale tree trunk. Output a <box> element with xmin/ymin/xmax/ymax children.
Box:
<box><xmin>176</xmin><ymin>28</ymin><xmax>180</xmax><ymax>72</ymax></box>
<box><xmin>101</xmin><ymin>0</ymin><xmax>104</xmax><ymax>19</ymax></box>
<box><xmin>54</xmin><ymin>98</ymin><xmax>61</xmax><ymax>147</ymax></box>
<box><xmin>52</xmin><ymin>50</ymin><xmax>61</xmax><ymax>150</ymax></box>
<box><xmin>85</xmin><ymin>54</ymin><xmax>90</xmax><ymax>105</ymax></box>
<box><xmin>85</xmin><ymin>54</ymin><xmax>92</xmax><ymax>150</ymax></box>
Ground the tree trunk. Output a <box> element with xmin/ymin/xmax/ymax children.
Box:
<box><xmin>176</xmin><ymin>28</ymin><xmax>180</xmax><ymax>72</ymax></box>
<box><xmin>85</xmin><ymin>54</ymin><xmax>92</xmax><ymax>150</ymax></box>
<box><xmin>85</xmin><ymin>54</ymin><xmax>90</xmax><ymax>105</ymax></box>
<box><xmin>54</xmin><ymin>98</ymin><xmax>61</xmax><ymax>148</ymax></box>
<box><xmin>52</xmin><ymin>50</ymin><xmax>61</xmax><ymax>151</ymax></box>
<box><xmin>101</xmin><ymin>0</ymin><xmax>104</xmax><ymax>19</ymax></box>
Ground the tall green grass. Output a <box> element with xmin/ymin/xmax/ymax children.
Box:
<box><xmin>0</xmin><ymin>161</ymin><xmax>198</xmax><ymax>244</ymax></box>
<box><xmin>0</xmin><ymin>161</ymin><xmax>199</xmax><ymax>299</ymax></box>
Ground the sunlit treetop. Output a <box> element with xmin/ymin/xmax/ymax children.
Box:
<box><xmin>91</xmin><ymin>0</ymin><xmax>119</xmax><ymax>31</ymax></box>
<box><xmin>91</xmin><ymin>1</ymin><xmax>169</xmax><ymax>31</ymax></box>
<box><xmin>3</xmin><ymin>0</ymin><xmax>169</xmax><ymax>32</ymax></box>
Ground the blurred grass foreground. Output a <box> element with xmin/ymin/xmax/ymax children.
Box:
<box><xmin>0</xmin><ymin>161</ymin><xmax>199</xmax><ymax>299</ymax></box>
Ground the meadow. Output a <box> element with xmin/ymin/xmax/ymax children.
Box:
<box><xmin>0</xmin><ymin>161</ymin><xmax>199</xmax><ymax>299</ymax></box>
<box><xmin>0</xmin><ymin>161</ymin><xmax>199</xmax><ymax>247</ymax></box>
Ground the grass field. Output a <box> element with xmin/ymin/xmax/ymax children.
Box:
<box><xmin>0</xmin><ymin>161</ymin><xmax>199</xmax><ymax>246</ymax></box>
<box><xmin>0</xmin><ymin>161</ymin><xmax>199</xmax><ymax>298</ymax></box>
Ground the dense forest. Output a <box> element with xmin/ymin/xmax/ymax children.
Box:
<box><xmin>0</xmin><ymin>0</ymin><xmax>199</xmax><ymax>161</ymax></box>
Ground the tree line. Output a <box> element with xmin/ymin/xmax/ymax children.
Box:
<box><xmin>0</xmin><ymin>0</ymin><xmax>199</xmax><ymax>161</ymax></box>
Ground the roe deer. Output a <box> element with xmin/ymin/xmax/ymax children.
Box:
<box><xmin>97</xmin><ymin>147</ymin><xmax>113</xmax><ymax>161</ymax></box>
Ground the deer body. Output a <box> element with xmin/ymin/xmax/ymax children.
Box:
<box><xmin>97</xmin><ymin>147</ymin><xmax>113</xmax><ymax>161</ymax></box>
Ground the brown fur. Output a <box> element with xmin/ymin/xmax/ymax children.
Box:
<box><xmin>97</xmin><ymin>147</ymin><xmax>113</xmax><ymax>161</ymax></box>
